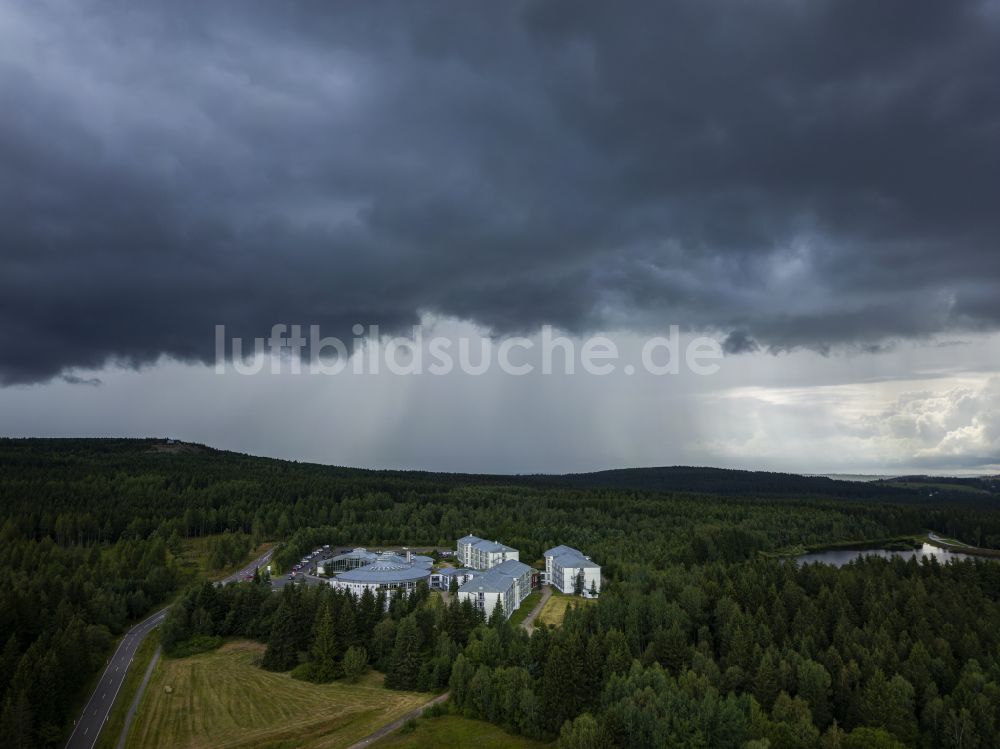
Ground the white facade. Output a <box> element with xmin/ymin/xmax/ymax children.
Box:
<box><xmin>456</xmin><ymin>559</ymin><xmax>534</xmax><ymax>619</ymax></box>
<box><xmin>457</xmin><ymin>535</ymin><xmax>478</xmax><ymax>567</ymax></box>
<box><xmin>430</xmin><ymin>568</ymin><xmax>476</xmax><ymax>589</ymax></box>
<box><xmin>459</xmin><ymin>586</ymin><xmax>507</xmax><ymax>619</ymax></box>
<box><xmin>457</xmin><ymin>535</ymin><xmax>519</xmax><ymax>570</ymax></box>
<box><xmin>332</xmin><ymin>576</ymin><xmax>425</xmax><ymax>597</ymax></box>
<box><xmin>544</xmin><ymin>545</ymin><xmax>601</xmax><ymax>596</ymax></box>
<box><xmin>329</xmin><ymin>552</ymin><xmax>431</xmax><ymax>598</ymax></box>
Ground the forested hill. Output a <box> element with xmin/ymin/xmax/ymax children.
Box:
<box><xmin>0</xmin><ymin>436</ymin><xmax>976</xmax><ymax>504</ymax></box>
<box><xmin>529</xmin><ymin>466</ymin><xmax>922</xmax><ymax>501</ymax></box>
<box><xmin>884</xmin><ymin>474</ymin><xmax>1000</xmax><ymax>496</ymax></box>
<box><xmin>5</xmin><ymin>437</ymin><xmax>1000</xmax><ymax>748</ymax></box>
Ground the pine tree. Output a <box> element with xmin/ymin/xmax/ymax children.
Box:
<box><xmin>449</xmin><ymin>653</ymin><xmax>475</xmax><ymax>709</ymax></box>
<box><xmin>160</xmin><ymin>604</ymin><xmax>191</xmax><ymax>655</ymax></box>
<box><xmin>661</xmin><ymin>622</ymin><xmax>690</xmax><ymax>673</ymax></box>
<box><xmin>842</xmin><ymin>727</ymin><xmax>906</xmax><ymax>749</ymax></box>
<box><xmin>342</xmin><ymin>646</ymin><xmax>368</xmax><ymax>683</ymax></box>
<box><xmin>334</xmin><ymin>595</ymin><xmax>358</xmax><ymax>650</ymax></box>
<box><xmin>371</xmin><ymin>618</ymin><xmax>397</xmax><ymax>670</ymax></box>
<box><xmin>754</xmin><ymin>648</ymin><xmax>781</xmax><ymax>710</ymax></box>
<box><xmin>0</xmin><ymin>691</ymin><xmax>33</xmax><ymax>749</ymax></box>
<box><xmin>819</xmin><ymin>720</ymin><xmax>846</xmax><ymax>749</ymax></box>
<box><xmin>385</xmin><ymin>615</ymin><xmax>422</xmax><ymax>690</ymax></box>
<box><xmin>262</xmin><ymin>602</ymin><xmax>299</xmax><ymax>671</ymax></box>
<box><xmin>357</xmin><ymin>587</ymin><xmax>378</xmax><ymax>646</ymax></box>
<box><xmin>33</xmin><ymin>650</ymin><xmax>63</xmax><ymax>743</ymax></box>
<box><xmin>859</xmin><ymin>669</ymin><xmax>890</xmax><ymax>729</ymax></box>
<box><xmin>480</xmin><ymin>627</ymin><xmax>504</xmax><ymax>667</ymax></box>
<box><xmin>559</xmin><ymin>712</ymin><xmax>610</xmax><ymax>749</ymax></box>
<box><xmin>0</xmin><ymin>635</ymin><xmax>20</xmax><ymax>706</ymax></box>
<box><xmin>488</xmin><ymin>598</ymin><xmax>506</xmax><ymax>628</ymax></box>
<box><xmin>797</xmin><ymin>659</ymin><xmax>833</xmax><ymax>729</ymax></box>
<box><xmin>468</xmin><ymin>664</ymin><xmax>494</xmax><ymax>720</ymax></box>
<box><xmin>309</xmin><ymin>602</ymin><xmax>339</xmax><ymax>682</ymax></box>
<box><xmin>860</xmin><ymin>671</ymin><xmax>917</xmax><ymax>746</ymax></box>
<box><xmin>603</xmin><ymin>629</ymin><xmax>632</xmax><ymax>678</ymax></box>
<box><xmin>767</xmin><ymin>692</ymin><xmax>820</xmax><ymax>749</ymax></box>
<box><xmin>542</xmin><ymin>645</ymin><xmax>577</xmax><ymax>732</ymax></box>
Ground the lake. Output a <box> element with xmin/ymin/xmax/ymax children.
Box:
<box><xmin>796</xmin><ymin>542</ymin><xmax>984</xmax><ymax>567</ymax></box>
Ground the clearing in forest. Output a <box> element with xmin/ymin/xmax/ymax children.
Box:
<box><xmin>127</xmin><ymin>641</ymin><xmax>427</xmax><ymax>749</ymax></box>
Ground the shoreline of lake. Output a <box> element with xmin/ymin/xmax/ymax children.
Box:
<box><xmin>796</xmin><ymin>542</ymin><xmax>988</xmax><ymax>567</ymax></box>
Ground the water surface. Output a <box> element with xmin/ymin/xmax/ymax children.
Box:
<box><xmin>796</xmin><ymin>542</ymin><xmax>983</xmax><ymax>567</ymax></box>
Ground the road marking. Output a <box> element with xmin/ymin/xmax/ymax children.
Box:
<box><xmin>67</xmin><ymin>551</ymin><xmax>271</xmax><ymax>749</ymax></box>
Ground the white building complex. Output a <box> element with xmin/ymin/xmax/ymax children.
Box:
<box><xmin>430</xmin><ymin>567</ymin><xmax>476</xmax><ymax>590</ymax></box>
<box><xmin>329</xmin><ymin>551</ymin><xmax>432</xmax><ymax>597</ymax></box>
<box><xmin>456</xmin><ymin>559</ymin><xmax>534</xmax><ymax>619</ymax></box>
<box><xmin>544</xmin><ymin>545</ymin><xmax>601</xmax><ymax>597</ymax></box>
<box><xmin>457</xmin><ymin>534</ymin><xmax>519</xmax><ymax>570</ymax></box>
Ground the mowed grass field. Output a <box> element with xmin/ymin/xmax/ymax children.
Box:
<box><xmin>127</xmin><ymin>641</ymin><xmax>430</xmax><ymax>749</ymax></box>
<box><xmin>372</xmin><ymin>715</ymin><xmax>552</xmax><ymax>748</ymax></box>
<box><xmin>536</xmin><ymin>594</ymin><xmax>594</xmax><ymax>627</ymax></box>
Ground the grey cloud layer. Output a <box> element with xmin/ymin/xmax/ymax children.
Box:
<box><xmin>2</xmin><ymin>0</ymin><xmax>1000</xmax><ymax>383</ymax></box>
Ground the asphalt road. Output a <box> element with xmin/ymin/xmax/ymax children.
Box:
<box><xmin>65</xmin><ymin>547</ymin><xmax>274</xmax><ymax>749</ymax></box>
<box><xmin>270</xmin><ymin>572</ymin><xmax>326</xmax><ymax>591</ymax></box>
<box><xmin>221</xmin><ymin>547</ymin><xmax>277</xmax><ymax>585</ymax></box>
<box><xmin>114</xmin><ymin>645</ymin><xmax>160</xmax><ymax>749</ymax></box>
<box><xmin>64</xmin><ymin>608</ymin><xmax>167</xmax><ymax>749</ymax></box>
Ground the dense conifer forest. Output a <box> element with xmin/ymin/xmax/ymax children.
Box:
<box><xmin>2</xmin><ymin>438</ymin><xmax>1000</xmax><ymax>747</ymax></box>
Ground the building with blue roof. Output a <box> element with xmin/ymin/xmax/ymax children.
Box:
<box><xmin>456</xmin><ymin>534</ymin><xmax>520</xmax><ymax>570</ymax></box>
<box><xmin>456</xmin><ymin>558</ymin><xmax>534</xmax><ymax>619</ymax></box>
<box><xmin>330</xmin><ymin>551</ymin><xmax>431</xmax><ymax>597</ymax></box>
<box><xmin>544</xmin><ymin>545</ymin><xmax>601</xmax><ymax>597</ymax></box>
<box><xmin>316</xmin><ymin>547</ymin><xmax>379</xmax><ymax>574</ymax></box>
<box><xmin>430</xmin><ymin>567</ymin><xmax>477</xmax><ymax>590</ymax></box>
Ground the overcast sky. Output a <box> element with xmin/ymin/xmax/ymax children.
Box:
<box><xmin>2</xmin><ymin>0</ymin><xmax>999</xmax><ymax>474</ymax></box>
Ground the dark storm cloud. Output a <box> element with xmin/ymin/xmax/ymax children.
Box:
<box><xmin>722</xmin><ymin>331</ymin><xmax>760</xmax><ymax>356</ymax></box>
<box><xmin>2</xmin><ymin>0</ymin><xmax>1000</xmax><ymax>383</ymax></box>
<box><xmin>60</xmin><ymin>374</ymin><xmax>102</xmax><ymax>387</ymax></box>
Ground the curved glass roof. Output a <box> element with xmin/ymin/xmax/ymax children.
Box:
<box><xmin>336</xmin><ymin>552</ymin><xmax>432</xmax><ymax>584</ymax></box>
<box><xmin>329</xmin><ymin>548</ymin><xmax>379</xmax><ymax>562</ymax></box>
